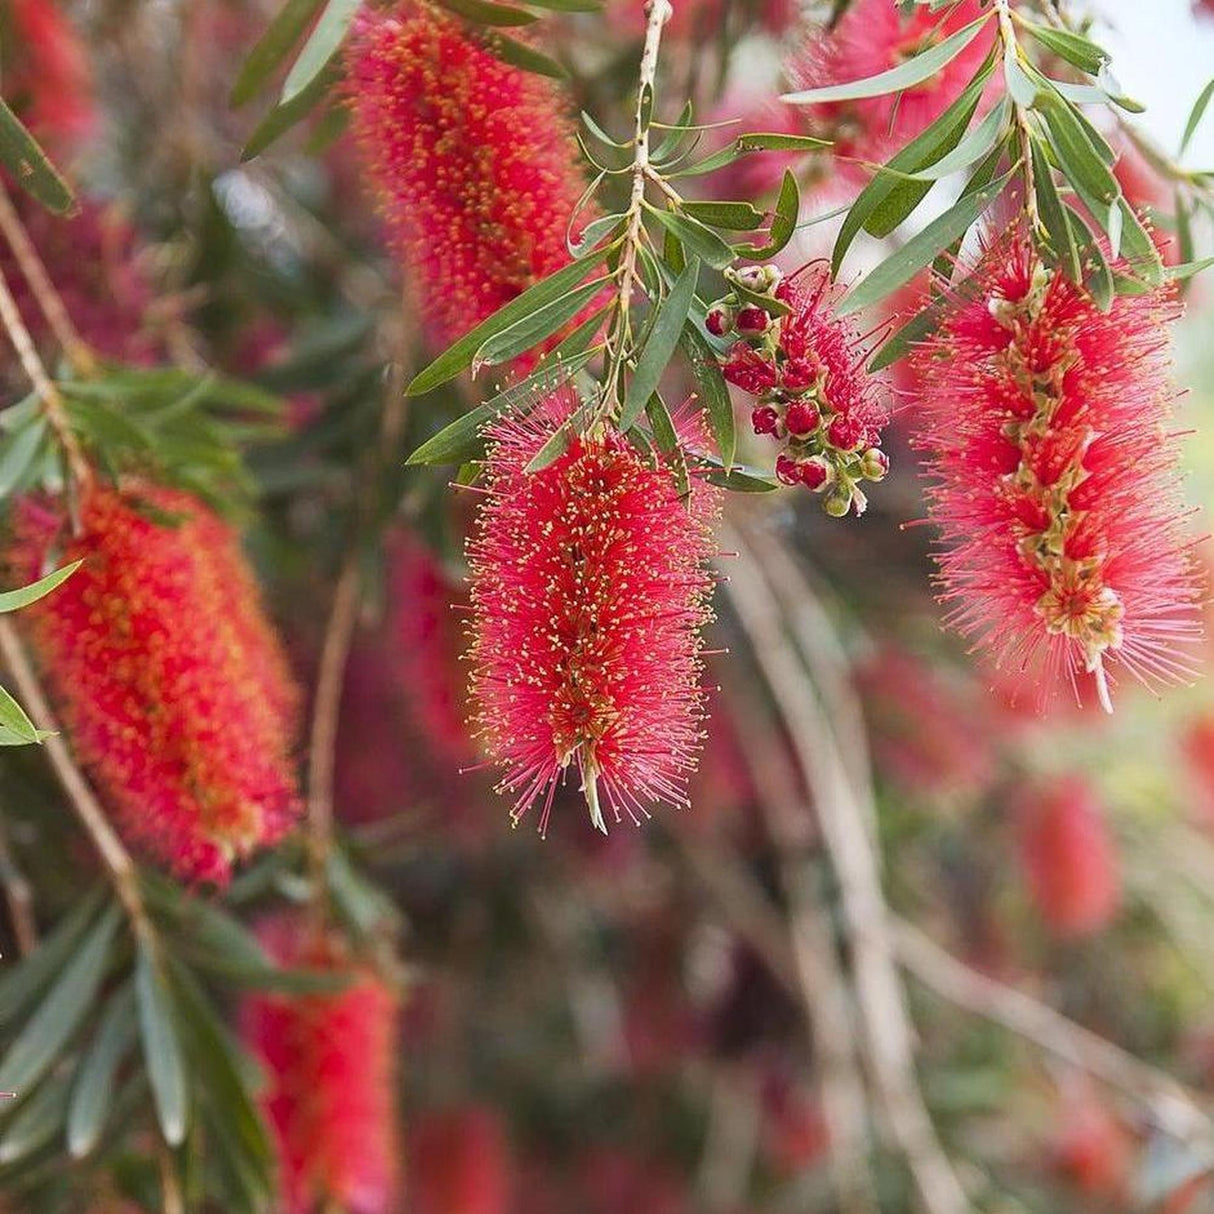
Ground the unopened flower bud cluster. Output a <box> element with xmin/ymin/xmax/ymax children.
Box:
<box><xmin>708</xmin><ymin>265</ymin><xmax>888</xmax><ymax>517</ymax></box>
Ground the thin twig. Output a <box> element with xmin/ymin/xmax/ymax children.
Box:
<box><xmin>0</xmin><ymin>181</ymin><xmax>96</xmax><ymax>376</ymax></box>
<box><xmin>893</xmin><ymin>915</ymin><xmax>1214</xmax><ymax>1152</ymax></box>
<box><xmin>0</xmin><ymin>263</ymin><xmax>91</xmax><ymax>490</ymax></box>
<box><xmin>0</xmin><ymin>619</ymin><xmax>146</xmax><ymax>929</ymax></box>
<box><xmin>0</xmin><ymin>806</ymin><xmax>36</xmax><ymax>956</ymax></box>
<box><xmin>723</xmin><ymin>518</ymin><xmax>969</xmax><ymax>1214</ymax></box>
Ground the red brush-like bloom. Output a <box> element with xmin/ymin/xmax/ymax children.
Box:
<box><xmin>345</xmin><ymin>2</ymin><xmax>590</xmax><ymax>350</ymax></box>
<box><xmin>9</xmin><ymin>484</ymin><xmax>301</xmax><ymax>883</ymax></box>
<box><xmin>410</xmin><ymin>1106</ymin><xmax>512</xmax><ymax>1214</ymax></box>
<box><xmin>240</xmin><ymin>916</ymin><xmax>401</xmax><ymax>1214</ymax></box>
<box><xmin>790</xmin><ymin>0</ymin><xmax>996</xmax><ymax>174</ymax></box>
<box><xmin>912</xmin><ymin>235</ymin><xmax>1201</xmax><ymax>710</ymax></box>
<box><xmin>715</xmin><ymin>264</ymin><xmax>889</xmax><ymax>516</ymax></box>
<box><xmin>0</xmin><ymin>194</ymin><xmax>159</xmax><ymax>365</ymax></box>
<box><xmin>2</xmin><ymin>0</ymin><xmax>95</xmax><ymax>150</ymax></box>
<box><xmin>1014</xmin><ymin>775</ymin><xmax>1120</xmax><ymax>938</ymax></box>
<box><xmin>467</xmin><ymin>389</ymin><xmax>720</xmax><ymax>835</ymax></box>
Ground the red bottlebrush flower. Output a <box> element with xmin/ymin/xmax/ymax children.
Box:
<box><xmin>240</xmin><ymin>916</ymin><xmax>401</xmax><ymax>1214</ymax></box>
<box><xmin>467</xmin><ymin>389</ymin><xmax>721</xmax><ymax>835</ymax></box>
<box><xmin>856</xmin><ymin>647</ymin><xmax>998</xmax><ymax>804</ymax></box>
<box><xmin>790</xmin><ymin>0</ymin><xmax>996</xmax><ymax>174</ymax></box>
<box><xmin>719</xmin><ymin>265</ymin><xmax>889</xmax><ymax>515</ymax></box>
<box><xmin>2</xmin><ymin>0</ymin><xmax>95</xmax><ymax>151</ymax></box>
<box><xmin>8</xmin><ymin>484</ymin><xmax>301</xmax><ymax>884</ymax></box>
<box><xmin>345</xmin><ymin>3</ymin><xmax>591</xmax><ymax>350</ymax></box>
<box><xmin>1014</xmin><ymin>775</ymin><xmax>1120</xmax><ymax>938</ymax></box>
<box><xmin>0</xmin><ymin>194</ymin><xmax>159</xmax><ymax>365</ymax></box>
<box><xmin>912</xmin><ymin>235</ymin><xmax>1201</xmax><ymax>710</ymax></box>
<box><xmin>410</xmin><ymin>1106</ymin><xmax>512</xmax><ymax>1214</ymax></box>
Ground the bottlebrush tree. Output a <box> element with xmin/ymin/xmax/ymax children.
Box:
<box><xmin>1</xmin><ymin>0</ymin><xmax>1214</xmax><ymax>1212</ymax></box>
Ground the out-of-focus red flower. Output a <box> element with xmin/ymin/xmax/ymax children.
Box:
<box><xmin>2</xmin><ymin>0</ymin><xmax>95</xmax><ymax>151</ymax></box>
<box><xmin>467</xmin><ymin>389</ymin><xmax>720</xmax><ymax>836</ymax></box>
<box><xmin>410</xmin><ymin>1106</ymin><xmax>512</xmax><ymax>1214</ymax></box>
<box><xmin>857</xmin><ymin>647</ymin><xmax>998</xmax><ymax>803</ymax></box>
<box><xmin>760</xmin><ymin>1071</ymin><xmax>829</xmax><ymax>1176</ymax></box>
<box><xmin>1183</xmin><ymin>715</ymin><xmax>1214</xmax><ymax>830</ymax></box>
<box><xmin>912</xmin><ymin>233</ymin><xmax>1201</xmax><ymax>710</ymax></box>
<box><xmin>1050</xmin><ymin>1082</ymin><xmax>1133</xmax><ymax>1201</ymax></box>
<box><xmin>9</xmin><ymin>484</ymin><xmax>301</xmax><ymax>884</ymax></box>
<box><xmin>241</xmin><ymin>916</ymin><xmax>401</xmax><ymax>1214</ymax></box>
<box><xmin>789</xmin><ymin>0</ymin><xmax>996</xmax><ymax>179</ymax></box>
<box><xmin>1015</xmin><ymin>775</ymin><xmax>1120</xmax><ymax>938</ymax></box>
<box><xmin>345</xmin><ymin>2</ymin><xmax>592</xmax><ymax>351</ymax></box>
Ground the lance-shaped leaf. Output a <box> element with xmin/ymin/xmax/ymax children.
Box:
<box><xmin>0</xmin><ymin>1071</ymin><xmax>71</xmax><ymax>1164</ymax></box>
<box><xmin>67</xmin><ymin>983</ymin><xmax>137</xmax><ymax>1158</ymax></box>
<box><xmin>838</xmin><ymin>171</ymin><xmax>1012</xmax><ymax>316</ymax></box>
<box><xmin>0</xmin><ymin>561</ymin><xmax>81</xmax><ymax>614</ymax></box>
<box><xmin>1021</xmin><ymin>23</ymin><xmax>1109</xmax><ymax>77</ymax></box>
<box><xmin>0</xmin><ymin>903</ymin><xmax>120</xmax><ymax>1097</ymax></box>
<box><xmin>1182</xmin><ymin>78</ymin><xmax>1214</xmax><ymax>158</ymax></box>
<box><xmin>782</xmin><ymin>13</ymin><xmax>992</xmax><ymax>104</ymax></box>
<box><xmin>472</xmin><ymin>277</ymin><xmax>609</xmax><ymax>373</ymax></box>
<box><xmin>0</xmin><ymin>99</ymin><xmax>74</xmax><ymax>215</ymax></box>
<box><xmin>621</xmin><ymin>257</ymin><xmax>700</xmax><ymax>430</ymax></box>
<box><xmin>280</xmin><ymin>0</ymin><xmax>360</xmax><ymax>103</ymax></box>
<box><xmin>230</xmin><ymin>0</ymin><xmax>325</xmax><ymax>105</ymax></box>
<box><xmin>242</xmin><ymin>66</ymin><xmax>337</xmax><ymax>160</ymax></box>
<box><xmin>647</xmin><ymin>208</ymin><xmax>734</xmax><ymax>269</ymax></box>
<box><xmin>681</xmin><ymin>200</ymin><xmax>765</xmax><ymax>231</ymax></box>
<box><xmin>738</xmin><ymin>169</ymin><xmax>799</xmax><ymax>259</ymax></box>
<box><xmin>1032</xmin><ymin>140</ymin><xmax>1082</xmax><ymax>284</ymax></box>
<box><xmin>0</xmin><ymin>684</ymin><xmax>51</xmax><ymax>746</ymax></box>
<box><xmin>486</xmin><ymin>32</ymin><xmax>565</xmax><ymax>78</ymax></box>
<box><xmin>670</xmin><ymin>131</ymin><xmax>830</xmax><ymax>179</ymax></box>
<box><xmin>442</xmin><ymin>0</ymin><xmax>537</xmax><ymax>23</ymax></box>
<box><xmin>904</xmin><ymin>96</ymin><xmax>1011</xmax><ymax>181</ymax></box>
<box><xmin>679</xmin><ymin>323</ymin><xmax>735</xmax><ymax>470</ymax></box>
<box><xmin>407</xmin><ymin>248</ymin><xmax>611</xmax><ymax>395</ymax></box>
<box><xmin>136</xmin><ymin>936</ymin><xmax>189</xmax><ymax>1147</ymax></box>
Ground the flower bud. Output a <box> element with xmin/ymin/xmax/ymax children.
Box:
<box><xmin>784</xmin><ymin>400</ymin><xmax>820</xmax><ymax>437</ymax></box>
<box><xmin>735</xmin><ymin>305</ymin><xmax>771</xmax><ymax>335</ymax></box>
<box><xmin>705</xmin><ymin>302</ymin><xmax>734</xmax><ymax>337</ymax></box>
<box><xmin>751</xmin><ymin>405</ymin><xmax>782</xmax><ymax>437</ymax></box>
<box><xmin>823</xmin><ymin>485</ymin><xmax>853</xmax><ymax>517</ymax></box>
<box><xmin>775</xmin><ymin>453</ymin><xmax>801</xmax><ymax>486</ymax></box>
<box><xmin>859</xmin><ymin>447</ymin><xmax>889</xmax><ymax>481</ymax></box>
<box><xmin>797</xmin><ymin>455</ymin><xmax>833</xmax><ymax>491</ymax></box>
<box><xmin>827</xmin><ymin>414</ymin><xmax>863</xmax><ymax>452</ymax></box>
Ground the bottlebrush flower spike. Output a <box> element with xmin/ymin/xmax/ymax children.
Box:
<box><xmin>1014</xmin><ymin>775</ymin><xmax>1120</xmax><ymax>938</ymax></box>
<box><xmin>790</xmin><ymin>0</ymin><xmax>995</xmax><ymax>173</ymax></box>
<box><xmin>240</xmin><ymin>916</ymin><xmax>401</xmax><ymax>1214</ymax></box>
<box><xmin>8</xmin><ymin>484</ymin><xmax>301</xmax><ymax>883</ymax></box>
<box><xmin>912</xmin><ymin>235</ymin><xmax>1201</xmax><ymax>710</ymax></box>
<box><xmin>345</xmin><ymin>2</ymin><xmax>590</xmax><ymax>350</ymax></box>
<box><xmin>712</xmin><ymin>263</ymin><xmax>889</xmax><ymax>516</ymax></box>
<box><xmin>467</xmin><ymin>389</ymin><xmax>721</xmax><ymax>835</ymax></box>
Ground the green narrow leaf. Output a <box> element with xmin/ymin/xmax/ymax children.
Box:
<box><xmin>1181</xmin><ymin>78</ymin><xmax>1214</xmax><ymax>158</ymax></box>
<box><xmin>136</xmin><ymin>937</ymin><xmax>189</xmax><ymax>1147</ymax></box>
<box><xmin>0</xmin><ymin>684</ymin><xmax>49</xmax><ymax>746</ymax></box>
<box><xmin>905</xmin><ymin>95</ymin><xmax>1011</xmax><ymax>181</ymax></box>
<box><xmin>832</xmin><ymin>53</ymin><xmax>993</xmax><ymax>270</ymax></box>
<box><xmin>407</xmin><ymin>249</ymin><xmax>610</xmax><ymax>395</ymax></box>
<box><xmin>0</xmin><ymin>560</ymin><xmax>82</xmax><ymax>614</ymax></box>
<box><xmin>486</xmin><ymin>32</ymin><xmax>565</xmax><ymax>78</ymax></box>
<box><xmin>647</xmin><ymin>208</ymin><xmax>734</xmax><ymax>269</ymax></box>
<box><xmin>1113</xmin><ymin>198</ymin><xmax>1165</xmax><ymax>286</ymax></box>
<box><xmin>0</xmin><ymin>99</ymin><xmax>75</xmax><ymax>215</ymax></box>
<box><xmin>679</xmin><ymin>324</ymin><xmax>735</xmax><ymax>469</ymax></box>
<box><xmin>0</xmin><ymin>1071</ymin><xmax>71</xmax><ymax>1164</ymax></box>
<box><xmin>1021</xmin><ymin>23</ymin><xmax>1109</xmax><ymax>77</ymax></box>
<box><xmin>524</xmin><ymin>0</ymin><xmax>602</xmax><ymax>12</ymax></box>
<box><xmin>472</xmin><ymin>277</ymin><xmax>608</xmax><ymax>372</ymax></box>
<box><xmin>1040</xmin><ymin>93</ymin><xmax>1119</xmax><ymax>224</ymax></box>
<box><xmin>0</xmin><ymin>891</ymin><xmax>104</xmax><ymax>1026</ymax></box>
<box><xmin>1166</xmin><ymin>255</ymin><xmax>1214</xmax><ymax>281</ymax></box>
<box><xmin>0</xmin><ymin>904</ymin><xmax>120</xmax><ymax>1097</ymax></box>
<box><xmin>621</xmin><ymin>257</ymin><xmax>699</xmax><ymax>430</ymax></box>
<box><xmin>701</xmin><ymin>461</ymin><xmax>779</xmax><ymax>492</ymax></box>
<box><xmin>740</xmin><ymin>169</ymin><xmax>800</xmax><ymax>258</ymax></box>
<box><xmin>1032</xmin><ymin>140</ymin><xmax>1082</xmax><ymax>284</ymax></box>
<box><xmin>681</xmin><ymin>200</ymin><xmax>764</xmax><ymax>230</ymax></box>
<box><xmin>230</xmin><ymin>0</ymin><xmax>325</xmax><ymax>106</ymax></box>
<box><xmin>441</xmin><ymin>0</ymin><xmax>538</xmax><ymax>24</ymax></box>
<box><xmin>1065</xmin><ymin>206</ymin><xmax>1114</xmax><ymax>311</ymax></box>
<box><xmin>407</xmin><ymin>336</ymin><xmax>600</xmax><ymax>466</ymax></box>
<box><xmin>735</xmin><ymin>132</ymin><xmax>831</xmax><ymax>153</ymax></box>
<box><xmin>241</xmin><ymin>67</ymin><xmax>336</xmax><ymax>160</ymax></box>
<box><xmin>0</xmin><ymin>417</ymin><xmax>47</xmax><ymax>500</ymax></box>
<box><xmin>868</xmin><ymin>292</ymin><xmax>946</xmax><ymax>372</ymax></box>
<box><xmin>782</xmin><ymin>14</ymin><xmax>992</xmax><ymax>104</ymax></box>
<box><xmin>838</xmin><ymin>171</ymin><xmax>1012</xmax><ymax>316</ymax></box>
<box><xmin>67</xmin><ymin>984</ymin><xmax>137</xmax><ymax>1158</ymax></box>
<box><xmin>280</xmin><ymin>0</ymin><xmax>360</xmax><ymax>104</ymax></box>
